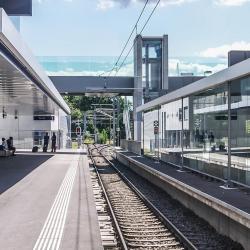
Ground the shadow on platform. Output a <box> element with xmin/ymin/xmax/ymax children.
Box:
<box><xmin>0</xmin><ymin>154</ymin><xmax>53</xmax><ymax>194</ymax></box>
<box><xmin>17</xmin><ymin>150</ymin><xmax>87</xmax><ymax>155</ymax></box>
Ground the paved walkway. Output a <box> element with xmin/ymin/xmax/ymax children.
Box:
<box><xmin>0</xmin><ymin>150</ymin><xmax>102</xmax><ymax>250</ymax></box>
<box><xmin>118</xmin><ymin>150</ymin><xmax>250</xmax><ymax>214</ymax></box>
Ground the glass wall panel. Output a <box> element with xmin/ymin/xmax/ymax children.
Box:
<box><xmin>142</xmin><ymin>40</ymin><xmax>162</xmax><ymax>102</ymax></box>
<box><xmin>159</xmin><ymin>98</ymin><xmax>189</xmax><ymax>166</ymax></box>
<box><xmin>143</xmin><ymin>108</ymin><xmax>159</xmax><ymax>157</ymax></box>
<box><xmin>142</xmin><ymin>76</ymin><xmax>250</xmax><ymax>186</ymax></box>
<box><xmin>184</xmin><ymin>84</ymin><xmax>229</xmax><ymax>179</ymax></box>
<box><xmin>230</xmin><ymin>76</ymin><xmax>250</xmax><ymax>185</ymax></box>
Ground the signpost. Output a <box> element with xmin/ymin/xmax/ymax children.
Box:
<box><xmin>153</xmin><ymin>120</ymin><xmax>159</xmax><ymax>162</ymax></box>
<box><xmin>153</xmin><ymin>120</ymin><xmax>159</xmax><ymax>128</ymax></box>
<box><xmin>76</xmin><ymin>126</ymin><xmax>82</xmax><ymax>148</ymax></box>
<box><xmin>76</xmin><ymin>126</ymin><xmax>81</xmax><ymax>136</ymax></box>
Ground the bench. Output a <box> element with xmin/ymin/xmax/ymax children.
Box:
<box><xmin>0</xmin><ymin>150</ymin><xmax>14</xmax><ymax>157</ymax></box>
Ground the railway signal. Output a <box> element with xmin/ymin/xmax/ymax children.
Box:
<box><xmin>76</xmin><ymin>126</ymin><xmax>81</xmax><ymax>136</ymax></box>
<box><xmin>153</xmin><ymin>120</ymin><xmax>159</xmax><ymax>127</ymax></box>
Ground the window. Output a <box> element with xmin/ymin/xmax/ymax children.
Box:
<box><xmin>184</xmin><ymin>106</ymin><xmax>188</xmax><ymax>121</ymax></box>
<box><xmin>179</xmin><ymin>108</ymin><xmax>182</xmax><ymax>121</ymax></box>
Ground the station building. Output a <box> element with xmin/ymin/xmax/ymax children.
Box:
<box><xmin>0</xmin><ymin>7</ymin><xmax>70</xmax><ymax>149</ymax></box>
<box><xmin>137</xmin><ymin>51</ymin><xmax>250</xmax><ymax>187</ymax></box>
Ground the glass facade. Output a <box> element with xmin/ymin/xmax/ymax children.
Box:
<box><xmin>142</xmin><ymin>40</ymin><xmax>162</xmax><ymax>102</ymax></box>
<box><xmin>142</xmin><ymin>75</ymin><xmax>250</xmax><ymax>186</ymax></box>
<box><xmin>37</xmin><ymin>56</ymin><xmax>133</xmax><ymax>76</ymax></box>
<box><xmin>230</xmin><ymin>77</ymin><xmax>250</xmax><ymax>185</ymax></box>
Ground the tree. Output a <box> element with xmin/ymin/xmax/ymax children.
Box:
<box><xmin>99</xmin><ymin>129</ymin><xmax>108</xmax><ymax>144</ymax></box>
<box><xmin>64</xmin><ymin>95</ymin><xmax>128</xmax><ymax>141</ymax></box>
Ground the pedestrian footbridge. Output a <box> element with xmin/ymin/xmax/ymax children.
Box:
<box><xmin>50</xmin><ymin>76</ymin><xmax>134</xmax><ymax>96</ymax></box>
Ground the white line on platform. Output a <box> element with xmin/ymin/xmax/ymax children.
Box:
<box><xmin>33</xmin><ymin>164</ymin><xmax>77</xmax><ymax>250</ymax></box>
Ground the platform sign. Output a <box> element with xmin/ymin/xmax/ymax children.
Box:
<box><xmin>34</xmin><ymin>115</ymin><xmax>55</xmax><ymax>121</ymax></box>
<box><xmin>0</xmin><ymin>0</ymin><xmax>32</xmax><ymax>16</ymax></box>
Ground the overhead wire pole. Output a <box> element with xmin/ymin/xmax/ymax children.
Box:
<box><xmin>113</xmin><ymin>99</ymin><xmax>116</xmax><ymax>146</ymax></box>
<box><xmin>108</xmin><ymin>0</ymin><xmax>149</xmax><ymax>77</ymax></box>
<box><xmin>115</xmin><ymin>0</ymin><xmax>162</xmax><ymax>76</ymax></box>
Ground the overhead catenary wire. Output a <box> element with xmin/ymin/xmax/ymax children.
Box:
<box><xmin>98</xmin><ymin>0</ymin><xmax>149</xmax><ymax>77</ymax></box>
<box><xmin>107</xmin><ymin>0</ymin><xmax>149</xmax><ymax>76</ymax></box>
<box><xmin>115</xmin><ymin>0</ymin><xmax>161</xmax><ymax>76</ymax></box>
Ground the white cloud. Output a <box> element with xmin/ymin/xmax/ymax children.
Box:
<box><xmin>97</xmin><ymin>0</ymin><xmax>115</xmax><ymax>10</ymax></box>
<box><xmin>46</xmin><ymin>59</ymin><xmax>226</xmax><ymax>77</ymax></box>
<box><xmin>35</xmin><ymin>0</ymin><xmax>72</xmax><ymax>3</ymax></box>
<box><xmin>168</xmin><ymin>58</ymin><xmax>226</xmax><ymax>75</ymax></box>
<box><xmin>46</xmin><ymin>62</ymin><xmax>134</xmax><ymax>76</ymax></box>
<box><xmin>97</xmin><ymin>0</ymin><xmax>195</xmax><ymax>10</ymax></box>
<box><xmin>214</xmin><ymin>0</ymin><xmax>250</xmax><ymax>6</ymax></box>
<box><xmin>200</xmin><ymin>41</ymin><xmax>250</xmax><ymax>58</ymax></box>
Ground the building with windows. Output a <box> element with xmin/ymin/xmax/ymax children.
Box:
<box><xmin>0</xmin><ymin>7</ymin><xmax>70</xmax><ymax>149</ymax></box>
<box><xmin>138</xmin><ymin>51</ymin><xmax>250</xmax><ymax>187</ymax></box>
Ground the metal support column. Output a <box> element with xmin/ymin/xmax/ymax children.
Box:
<box><xmin>113</xmin><ymin>99</ymin><xmax>116</xmax><ymax>147</ymax></box>
<box><xmin>117</xmin><ymin>97</ymin><xmax>120</xmax><ymax>146</ymax></box>
<box><xmin>145</xmin><ymin>44</ymin><xmax>149</xmax><ymax>100</ymax></box>
<box><xmin>142</xmin><ymin>112</ymin><xmax>144</xmax><ymax>155</ymax></box>
<box><xmin>69</xmin><ymin>115</ymin><xmax>72</xmax><ymax>139</ymax></box>
<box><xmin>157</xmin><ymin>106</ymin><xmax>160</xmax><ymax>162</ymax></box>
<box><xmin>181</xmin><ymin>97</ymin><xmax>184</xmax><ymax>169</ymax></box>
<box><xmin>109</xmin><ymin>118</ymin><xmax>111</xmax><ymax>145</ymax></box>
<box><xmin>226</xmin><ymin>82</ymin><xmax>232</xmax><ymax>186</ymax></box>
<box><xmin>94</xmin><ymin>110</ymin><xmax>97</xmax><ymax>143</ymax></box>
<box><xmin>58</xmin><ymin>109</ymin><xmax>61</xmax><ymax>149</ymax></box>
<box><xmin>83</xmin><ymin>112</ymin><xmax>87</xmax><ymax>140</ymax></box>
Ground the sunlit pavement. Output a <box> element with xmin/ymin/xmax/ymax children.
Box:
<box><xmin>0</xmin><ymin>150</ymin><xmax>102</xmax><ymax>250</ymax></box>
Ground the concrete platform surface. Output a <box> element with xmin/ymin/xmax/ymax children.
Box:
<box><xmin>118</xmin><ymin>150</ymin><xmax>250</xmax><ymax>215</ymax></box>
<box><xmin>116</xmin><ymin>150</ymin><xmax>250</xmax><ymax>249</ymax></box>
<box><xmin>0</xmin><ymin>151</ymin><xmax>102</xmax><ymax>250</ymax></box>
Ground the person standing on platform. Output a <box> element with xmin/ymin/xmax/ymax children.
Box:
<box><xmin>43</xmin><ymin>132</ymin><xmax>49</xmax><ymax>152</ymax></box>
<box><xmin>7</xmin><ymin>137</ymin><xmax>16</xmax><ymax>155</ymax></box>
<box><xmin>51</xmin><ymin>132</ymin><xmax>57</xmax><ymax>153</ymax></box>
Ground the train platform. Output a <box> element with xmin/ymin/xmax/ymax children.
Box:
<box><xmin>116</xmin><ymin>149</ymin><xmax>250</xmax><ymax>249</ymax></box>
<box><xmin>0</xmin><ymin>150</ymin><xmax>102</xmax><ymax>250</ymax></box>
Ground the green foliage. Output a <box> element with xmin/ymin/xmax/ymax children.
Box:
<box><xmin>99</xmin><ymin>129</ymin><xmax>108</xmax><ymax>144</ymax></box>
<box><xmin>63</xmin><ymin>96</ymin><xmax>82</xmax><ymax>120</ymax></box>
<box><xmin>64</xmin><ymin>95</ymin><xmax>128</xmax><ymax>140</ymax></box>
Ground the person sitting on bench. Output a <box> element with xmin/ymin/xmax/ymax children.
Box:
<box><xmin>0</xmin><ymin>138</ymin><xmax>7</xmax><ymax>151</ymax></box>
<box><xmin>7</xmin><ymin>137</ymin><xmax>16</xmax><ymax>156</ymax></box>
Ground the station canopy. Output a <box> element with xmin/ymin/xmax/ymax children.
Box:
<box><xmin>0</xmin><ymin>8</ymin><xmax>70</xmax><ymax>117</ymax></box>
<box><xmin>0</xmin><ymin>53</ymin><xmax>59</xmax><ymax>116</ymax></box>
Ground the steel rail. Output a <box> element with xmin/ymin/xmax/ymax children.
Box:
<box><xmin>95</xmin><ymin>144</ymin><xmax>197</xmax><ymax>250</ymax></box>
<box><xmin>88</xmin><ymin>146</ymin><xmax>128</xmax><ymax>250</ymax></box>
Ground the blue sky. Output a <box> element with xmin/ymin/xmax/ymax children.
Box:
<box><xmin>19</xmin><ymin>0</ymin><xmax>250</xmax><ymax>75</ymax></box>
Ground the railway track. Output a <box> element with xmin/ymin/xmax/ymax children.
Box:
<box><xmin>88</xmin><ymin>144</ymin><xmax>196</xmax><ymax>250</ymax></box>
<box><xmin>89</xmin><ymin>164</ymin><xmax>119</xmax><ymax>249</ymax></box>
<box><xmin>94</xmin><ymin>144</ymin><xmax>243</xmax><ymax>250</ymax></box>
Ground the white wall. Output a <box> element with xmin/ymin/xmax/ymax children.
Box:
<box><xmin>0</xmin><ymin>108</ymin><xmax>70</xmax><ymax>149</ymax></box>
<box><xmin>143</xmin><ymin>109</ymin><xmax>158</xmax><ymax>150</ymax></box>
<box><xmin>161</xmin><ymin>97</ymin><xmax>189</xmax><ymax>131</ymax></box>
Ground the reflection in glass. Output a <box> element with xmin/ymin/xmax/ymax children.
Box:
<box><xmin>230</xmin><ymin>77</ymin><xmax>250</xmax><ymax>185</ymax></box>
